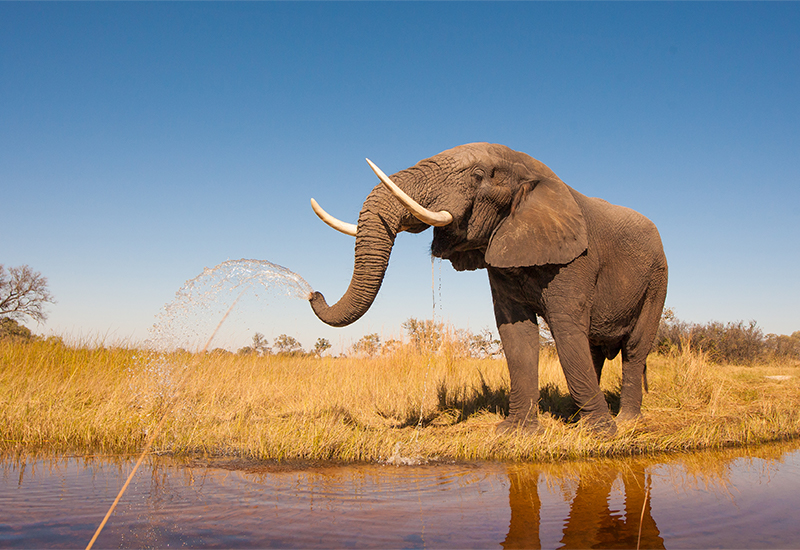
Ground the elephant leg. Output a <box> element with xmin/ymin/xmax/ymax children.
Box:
<box><xmin>489</xmin><ymin>272</ymin><xmax>540</xmax><ymax>433</ymax></box>
<box><xmin>617</xmin><ymin>349</ymin><xmax>645</xmax><ymax>422</ymax></box>
<box><xmin>618</xmin><ymin>278</ymin><xmax>667</xmax><ymax>422</ymax></box>
<box><xmin>496</xmin><ymin>318</ymin><xmax>540</xmax><ymax>433</ymax></box>
<box><xmin>549</xmin><ymin>315</ymin><xmax>616</xmax><ymax>435</ymax></box>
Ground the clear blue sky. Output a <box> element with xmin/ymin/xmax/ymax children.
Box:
<box><xmin>2</xmin><ymin>2</ymin><xmax>798</xmax><ymax>351</ymax></box>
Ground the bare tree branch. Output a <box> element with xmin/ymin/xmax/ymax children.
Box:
<box><xmin>0</xmin><ymin>264</ymin><xmax>55</xmax><ymax>323</ymax></box>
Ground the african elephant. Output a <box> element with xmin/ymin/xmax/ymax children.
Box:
<box><xmin>309</xmin><ymin>143</ymin><xmax>668</xmax><ymax>435</ymax></box>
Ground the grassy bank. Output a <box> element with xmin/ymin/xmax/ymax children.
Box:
<box><xmin>2</xmin><ymin>338</ymin><xmax>799</xmax><ymax>462</ymax></box>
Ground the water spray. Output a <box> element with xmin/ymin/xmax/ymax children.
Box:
<box><xmin>87</xmin><ymin>259</ymin><xmax>312</xmax><ymax>549</ymax></box>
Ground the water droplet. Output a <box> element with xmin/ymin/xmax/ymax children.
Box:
<box><xmin>146</xmin><ymin>259</ymin><xmax>312</xmax><ymax>352</ymax></box>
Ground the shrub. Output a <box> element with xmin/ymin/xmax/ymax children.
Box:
<box><xmin>351</xmin><ymin>333</ymin><xmax>381</xmax><ymax>357</ymax></box>
<box><xmin>655</xmin><ymin>308</ymin><xmax>797</xmax><ymax>364</ymax></box>
<box><xmin>765</xmin><ymin>331</ymin><xmax>800</xmax><ymax>361</ymax></box>
<box><xmin>312</xmin><ymin>338</ymin><xmax>331</xmax><ymax>357</ymax></box>
<box><xmin>691</xmin><ymin>320</ymin><xmax>764</xmax><ymax>364</ymax></box>
<box><xmin>273</xmin><ymin>334</ymin><xmax>304</xmax><ymax>356</ymax></box>
<box><xmin>0</xmin><ymin>317</ymin><xmax>34</xmax><ymax>341</ymax></box>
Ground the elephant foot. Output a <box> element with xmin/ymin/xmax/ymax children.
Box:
<box><xmin>581</xmin><ymin>413</ymin><xmax>618</xmax><ymax>438</ymax></box>
<box><xmin>615</xmin><ymin>410</ymin><xmax>644</xmax><ymax>424</ymax></box>
<box><xmin>495</xmin><ymin>416</ymin><xmax>541</xmax><ymax>435</ymax></box>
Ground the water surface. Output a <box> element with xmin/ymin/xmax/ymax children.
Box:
<box><xmin>2</xmin><ymin>442</ymin><xmax>799</xmax><ymax>548</ymax></box>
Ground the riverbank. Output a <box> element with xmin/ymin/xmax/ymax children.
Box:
<box><xmin>2</xmin><ymin>338</ymin><xmax>798</xmax><ymax>462</ymax></box>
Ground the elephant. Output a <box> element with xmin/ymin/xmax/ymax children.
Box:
<box><xmin>309</xmin><ymin>143</ymin><xmax>668</xmax><ymax>435</ymax></box>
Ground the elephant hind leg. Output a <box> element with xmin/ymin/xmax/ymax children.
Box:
<box><xmin>618</xmin><ymin>274</ymin><xmax>667</xmax><ymax>421</ymax></box>
<box><xmin>617</xmin><ymin>350</ymin><xmax>646</xmax><ymax>422</ymax></box>
<box><xmin>549</xmin><ymin>317</ymin><xmax>616</xmax><ymax>436</ymax></box>
<box><xmin>618</xmin><ymin>331</ymin><xmax>653</xmax><ymax>421</ymax></box>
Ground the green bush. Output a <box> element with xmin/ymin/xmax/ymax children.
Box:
<box><xmin>0</xmin><ymin>318</ymin><xmax>34</xmax><ymax>341</ymax></box>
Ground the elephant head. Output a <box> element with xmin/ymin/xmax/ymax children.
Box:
<box><xmin>309</xmin><ymin>142</ymin><xmax>588</xmax><ymax>327</ymax></box>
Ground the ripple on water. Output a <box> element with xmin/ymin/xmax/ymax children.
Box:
<box><xmin>3</xmin><ymin>443</ymin><xmax>800</xmax><ymax>549</ymax></box>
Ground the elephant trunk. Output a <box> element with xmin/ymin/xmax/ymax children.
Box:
<box><xmin>310</xmin><ymin>174</ymin><xmax>413</xmax><ymax>327</ymax></box>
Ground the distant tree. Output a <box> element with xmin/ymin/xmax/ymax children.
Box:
<box><xmin>654</xmin><ymin>307</ymin><xmax>690</xmax><ymax>355</ymax></box>
<box><xmin>251</xmin><ymin>332</ymin><xmax>271</xmax><ymax>355</ymax></box>
<box><xmin>274</xmin><ymin>334</ymin><xmax>304</xmax><ymax>355</ymax></box>
<box><xmin>312</xmin><ymin>337</ymin><xmax>331</xmax><ymax>357</ymax></box>
<box><xmin>236</xmin><ymin>346</ymin><xmax>255</xmax><ymax>356</ymax></box>
<box><xmin>0</xmin><ymin>317</ymin><xmax>34</xmax><ymax>341</ymax></box>
<box><xmin>402</xmin><ymin>318</ymin><xmax>442</xmax><ymax>353</ymax></box>
<box><xmin>382</xmin><ymin>338</ymin><xmax>402</xmax><ymax>355</ymax></box>
<box><xmin>0</xmin><ymin>264</ymin><xmax>55</xmax><ymax>323</ymax></box>
<box><xmin>352</xmin><ymin>333</ymin><xmax>381</xmax><ymax>357</ymax></box>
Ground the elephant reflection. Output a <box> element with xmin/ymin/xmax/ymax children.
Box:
<box><xmin>503</xmin><ymin>462</ymin><xmax>664</xmax><ymax>549</ymax></box>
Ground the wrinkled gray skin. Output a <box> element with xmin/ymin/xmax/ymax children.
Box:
<box><xmin>310</xmin><ymin>143</ymin><xmax>668</xmax><ymax>435</ymax></box>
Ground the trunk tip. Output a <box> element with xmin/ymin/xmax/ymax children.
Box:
<box><xmin>309</xmin><ymin>291</ymin><xmax>326</xmax><ymax>309</ymax></box>
<box><xmin>309</xmin><ymin>291</ymin><xmax>358</xmax><ymax>328</ymax></box>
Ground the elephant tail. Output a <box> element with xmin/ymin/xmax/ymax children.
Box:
<box><xmin>643</xmin><ymin>362</ymin><xmax>649</xmax><ymax>393</ymax></box>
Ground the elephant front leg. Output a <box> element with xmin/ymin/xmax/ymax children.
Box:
<box><xmin>496</xmin><ymin>318</ymin><xmax>541</xmax><ymax>433</ymax></box>
<box><xmin>489</xmin><ymin>274</ymin><xmax>540</xmax><ymax>434</ymax></box>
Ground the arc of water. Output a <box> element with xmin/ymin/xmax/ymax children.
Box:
<box><xmin>86</xmin><ymin>290</ymin><xmax>247</xmax><ymax>550</ymax></box>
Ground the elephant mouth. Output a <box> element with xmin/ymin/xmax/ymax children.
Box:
<box><xmin>431</xmin><ymin>226</ymin><xmax>485</xmax><ymax>258</ymax></box>
<box><xmin>433</xmin><ymin>243</ymin><xmax>484</xmax><ymax>259</ymax></box>
<box><xmin>431</xmin><ymin>229</ymin><xmax>489</xmax><ymax>271</ymax></box>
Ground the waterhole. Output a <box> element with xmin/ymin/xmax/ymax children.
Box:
<box><xmin>6</xmin><ymin>261</ymin><xmax>800</xmax><ymax>548</ymax></box>
<box><xmin>3</xmin><ymin>442</ymin><xmax>800</xmax><ymax>548</ymax></box>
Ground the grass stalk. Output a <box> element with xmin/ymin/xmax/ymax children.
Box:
<box><xmin>2</xmin><ymin>338</ymin><xmax>799</xmax><ymax>462</ymax></box>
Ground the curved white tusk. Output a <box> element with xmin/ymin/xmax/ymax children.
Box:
<box><xmin>366</xmin><ymin>158</ymin><xmax>453</xmax><ymax>227</ymax></box>
<box><xmin>310</xmin><ymin>198</ymin><xmax>357</xmax><ymax>236</ymax></box>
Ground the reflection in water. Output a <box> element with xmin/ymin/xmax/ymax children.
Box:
<box><xmin>558</xmin><ymin>463</ymin><xmax>662</xmax><ymax>549</ymax></box>
<box><xmin>2</xmin><ymin>443</ymin><xmax>800</xmax><ymax>548</ymax></box>
<box><xmin>503</xmin><ymin>463</ymin><xmax>664</xmax><ymax>549</ymax></box>
<box><xmin>503</xmin><ymin>467</ymin><xmax>541</xmax><ymax>548</ymax></box>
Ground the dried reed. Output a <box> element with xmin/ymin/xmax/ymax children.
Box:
<box><xmin>2</xmin><ymin>338</ymin><xmax>799</xmax><ymax>462</ymax></box>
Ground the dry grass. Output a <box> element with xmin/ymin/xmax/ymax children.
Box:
<box><xmin>2</xmin><ymin>338</ymin><xmax>799</xmax><ymax>462</ymax></box>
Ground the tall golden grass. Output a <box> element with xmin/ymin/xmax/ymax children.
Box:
<box><xmin>2</xmin><ymin>337</ymin><xmax>798</xmax><ymax>462</ymax></box>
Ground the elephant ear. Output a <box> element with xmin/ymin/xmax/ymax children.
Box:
<box><xmin>485</xmin><ymin>178</ymin><xmax>588</xmax><ymax>268</ymax></box>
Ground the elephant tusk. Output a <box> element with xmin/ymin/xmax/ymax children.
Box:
<box><xmin>366</xmin><ymin>158</ymin><xmax>453</xmax><ymax>227</ymax></box>
<box><xmin>310</xmin><ymin>198</ymin><xmax>358</xmax><ymax>236</ymax></box>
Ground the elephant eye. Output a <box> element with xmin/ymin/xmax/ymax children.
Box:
<box><xmin>473</xmin><ymin>170</ymin><xmax>485</xmax><ymax>183</ymax></box>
